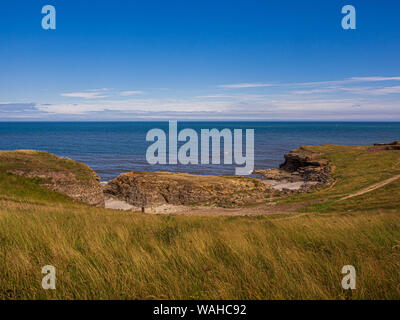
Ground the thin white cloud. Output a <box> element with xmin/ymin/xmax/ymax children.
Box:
<box><xmin>291</xmin><ymin>76</ymin><xmax>400</xmax><ymax>88</ymax></box>
<box><xmin>349</xmin><ymin>76</ymin><xmax>400</xmax><ymax>82</ymax></box>
<box><xmin>7</xmin><ymin>75</ymin><xmax>400</xmax><ymax>120</ymax></box>
<box><xmin>61</xmin><ymin>91</ymin><xmax>109</xmax><ymax>99</ymax></box>
<box><xmin>195</xmin><ymin>94</ymin><xmax>268</xmax><ymax>100</ymax></box>
<box><xmin>86</xmin><ymin>88</ymin><xmax>110</xmax><ymax>92</ymax></box>
<box><xmin>119</xmin><ymin>90</ymin><xmax>144</xmax><ymax>96</ymax></box>
<box><xmin>220</xmin><ymin>76</ymin><xmax>400</xmax><ymax>90</ymax></box>
<box><xmin>37</xmin><ymin>98</ymin><xmax>232</xmax><ymax>115</ymax></box>
<box><xmin>372</xmin><ymin>85</ymin><xmax>400</xmax><ymax>94</ymax></box>
<box><xmin>332</xmin><ymin>85</ymin><xmax>400</xmax><ymax>95</ymax></box>
<box><xmin>61</xmin><ymin>88</ymin><xmax>145</xmax><ymax>98</ymax></box>
<box><xmin>293</xmin><ymin>85</ymin><xmax>400</xmax><ymax>96</ymax></box>
<box><xmin>35</xmin><ymin>95</ymin><xmax>400</xmax><ymax>119</ymax></box>
<box><xmin>218</xmin><ymin>83</ymin><xmax>273</xmax><ymax>89</ymax></box>
<box><xmin>291</xmin><ymin>87</ymin><xmax>340</xmax><ymax>95</ymax></box>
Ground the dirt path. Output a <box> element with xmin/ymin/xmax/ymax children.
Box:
<box><xmin>339</xmin><ymin>174</ymin><xmax>400</xmax><ymax>201</ymax></box>
<box><xmin>107</xmin><ymin>195</ymin><xmax>331</xmax><ymax>216</ymax></box>
<box><xmin>184</xmin><ymin>202</ymin><xmax>304</xmax><ymax>216</ymax></box>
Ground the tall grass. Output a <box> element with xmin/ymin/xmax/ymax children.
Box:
<box><xmin>1</xmin><ymin>201</ymin><xmax>399</xmax><ymax>299</ymax></box>
<box><xmin>1</xmin><ymin>147</ymin><xmax>400</xmax><ymax>299</ymax></box>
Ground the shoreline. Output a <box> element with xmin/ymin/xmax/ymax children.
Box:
<box><xmin>1</xmin><ymin>140</ymin><xmax>398</xmax><ymax>215</ymax></box>
<box><xmin>102</xmin><ymin>145</ymin><xmax>334</xmax><ymax>213</ymax></box>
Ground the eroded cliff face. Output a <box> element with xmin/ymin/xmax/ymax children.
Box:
<box><xmin>279</xmin><ymin>148</ymin><xmax>332</xmax><ymax>183</ymax></box>
<box><xmin>254</xmin><ymin>147</ymin><xmax>333</xmax><ymax>193</ymax></box>
<box><xmin>0</xmin><ymin>150</ymin><xmax>105</xmax><ymax>207</ymax></box>
<box><xmin>103</xmin><ymin>146</ymin><xmax>335</xmax><ymax>210</ymax></box>
<box><xmin>104</xmin><ymin>171</ymin><xmax>270</xmax><ymax>208</ymax></box>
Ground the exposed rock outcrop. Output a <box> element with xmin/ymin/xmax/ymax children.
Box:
<box><xmin>1</xmin><ymin>150</ymin><xmax>104</xmax><ymax>207</ymax></box>
<box><xmin>279</xmin><ymin>148</ymin><xmax>331</xmax><ymax>182</ymax></box>
<box><xmin>372</xmin><ymin>141</ymin><xmax>400</xmax><ymax>151</ymax></box>
<box><xmin>254</xmin><ymin>146</ymin><xmax>333</xmax><ymax>193</ymax></box>
<box><xmin>104</xmin><ymin>171</ymin><xmax>270</xmax><ymax>209</ymax></box>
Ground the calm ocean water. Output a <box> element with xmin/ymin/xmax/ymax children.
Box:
<box><xmin>0</xmin><ymin>122</ymin><xmax>399</xmax><ymax>181</ymax></box>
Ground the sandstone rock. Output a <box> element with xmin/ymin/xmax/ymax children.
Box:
<box><xmin>1</xmin><ymin>150</ymin><xmax>104</xmax><ymax>207</ymax></box>
<box><xmin>104</xmin><ymin>171</ymin><xmax>270</xmax><ymax>208</ymax></box>
<box><xmin>279</xmin><ymin>147</ymin><xmax>332</xmax><ymax>183</ymax></box>
<box><xmin>253</xmin><ymin>146</ymin><xmax>333</xmax><ymax>193</ymax></box>
<box><xmin>253</xmin><ymin>168</ymin><xmax>301</xmax><ymax>182</ymax></box>
<box><xmin>280</xmin><ymin>149</ymin><xmax>329</xmax><ymax>172</ymax></box>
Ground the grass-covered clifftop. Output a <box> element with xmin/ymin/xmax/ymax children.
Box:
<box><xmin>0</xmin><ymin>146</ymin><xmax>399</xmax><ymax>299</ymax></box>
<box><xmin>282</xmin><ymin>144</ymin><xmax>400</xmax><ymax>212</ymax></box>
<box><xmin>0</xmin><ymin>150</ymin><xmax>104</xmax><ymax>207</ymax></box>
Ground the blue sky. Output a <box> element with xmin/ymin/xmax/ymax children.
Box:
<box><xmin>1</xmin><ymin>0</ymin><xmax>400</xmax><ymax>120</ymax></box>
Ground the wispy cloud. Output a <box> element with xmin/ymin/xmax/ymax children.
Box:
<box><xmin>61</xmin><ymin>88</ymin><xmax>145</xmax><ymax>98</ymax></box>
<box><xmin>349</xmin><ymin>76</ymin><xmax>400</xmax><ymax>82</ymax></box>
<box><xmin>220</xmin><ymin>76</ymin><xmax>400</xmax><ymax>90</ymax></box>
<box><xmin>2</xmin><ymin>94</ymin><xmax>400</xmax><ymax>121</ymax></box>
<box><xmin>292</xmin><ymin>76</ymin><xmax>400</xmax><ymax>88</ymax></box>
<box><xmin>218</xmin><ymin>83</ymin><xmax>273</xmax><ymax>89</ymax></box>
<box><xmin>293</xmin><ymin>84</ymin><xmax>400</xmax><ymax>96</ymax></box>
<box><xmin>291</xmin><ymin>87</ymin><xmax>340</xmax><ymax>95</ymax></box>
<box><xmin>340</xmin><ymin>85</ymin><xmax>400</xmax><ymax>95</ymax></box>
<box><xmin>119</xmin><ymin>90</ymin><xmax>144</xmax><ymax>96</ymax></box>
<box><xmin>24</xmin><ymin>96</ymin><xmax>398</xmax><ymax>121</ymax></box>
<box><xmin>218</xmin><ymin>76</ymin><xmax>400</xmax><ymax>98</ymax></box>
<box><xmin>372</xmin><ymin>85</ymin><xmax>400</xmax><ymax>94</ymax></box>
<box><xmin>86</xmin><ymin>88</ymin><xmax>110</xmax><ymax>91</ymax></box>
<box><xmin>61</xmin><ymin>91</ymin><xmax>109</xmax><ymax>99</ymax></box>
<box><xmin>4</xmin><ymin>75</ymin><xmax>400</xmax><ymax>120</ymax></box>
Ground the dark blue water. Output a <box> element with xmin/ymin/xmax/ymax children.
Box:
<box><xmin>0</xmin><ymin>122</ymin><xmax>399</xmax><ymax>181</ymax></box>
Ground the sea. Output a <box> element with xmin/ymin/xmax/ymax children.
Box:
<box><xmin>0</xmin><ymin>122</ymin><xmax>399</xmax><ymax>182</ymax></box>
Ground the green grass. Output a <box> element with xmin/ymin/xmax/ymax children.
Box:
<box><xmin>280</xmin><ymin>145</ymin><xmax>400</xmax><ymax>212</ymax></box>
<box><xmin>0</xmin><ymin>150</ymin><xmax>97</xmax><ymax>185</ymax></box>
<box><xmin>0</xmin><ymin>147</ymin><xmax>399</xmax><ymax>299</ymax></box>
<box><xmin>0</xmin><ymin>172</ymin><xmax>71</xmax><ymax>205</ymax></box>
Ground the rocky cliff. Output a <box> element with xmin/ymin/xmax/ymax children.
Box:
<box><xmin>254</xmin><ymin>146</ymin><xmax>333</xmax><ymax>193</ymax></box>
<box><xmin>372</xmin><ymin>141</ymin><xmax>400</xmax><ymax>151</ymax></box>
<box><xmin>0</xmin><ymin>150</ymin><xmax>104</xmax><ymax>207</ymax></box>
<box><xmin>279</xmin><ymin>147</ymin><xmax>332</xmax><ymax>183</ymax></box>
<box><xmin>104</xmin><ymin>171</ymin><xmax>270</xmax><ymax>208</ymax></box>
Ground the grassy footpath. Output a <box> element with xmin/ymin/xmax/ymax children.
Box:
<box><xmin>282</xmin><ymin>145</ymin><xmax>400</xmax><ymax>212</ymax></box>
<box><xmin>0</xmin><ymin>146</ymin><xmax>399</xmax><ymax>299</ymax></box>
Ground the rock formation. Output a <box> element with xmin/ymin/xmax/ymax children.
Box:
<box><xmin>1</xmin><ymin>150</ymin><xmax>104</xmax><ymax>207</ymax></box>
<box><xmin>254</xmin><ymin>146</ymin><xmax>333</xmax><ymax>193</ymax></box>
<box><xmin>279</xmin><ymin>148</ymin><xmax>332</xmax><ymax>183</ymax></box>
<box><xmin>104</xmin><ymin>171</ymin><xmax>270</xmax><ymax>208</ymax></box>
<box><xmin>372</xmin><ymin>141</ymin><xmax>400</xmax><ymax>151</ymax></box>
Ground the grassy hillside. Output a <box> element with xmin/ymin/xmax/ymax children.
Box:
<box><xmin>0</xmin><ymin>148</ymin><xmax>399</xmax><ymax>299</ymax></box>
<box><xmin>281</xmin><ymin>145</ymin><xmax>400</xmax><ymax>212</ymax></box>
<box><xmin>0</xmin><ymin>150</ymin><xmax>104</xmax><ymax>207</ymax></box>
